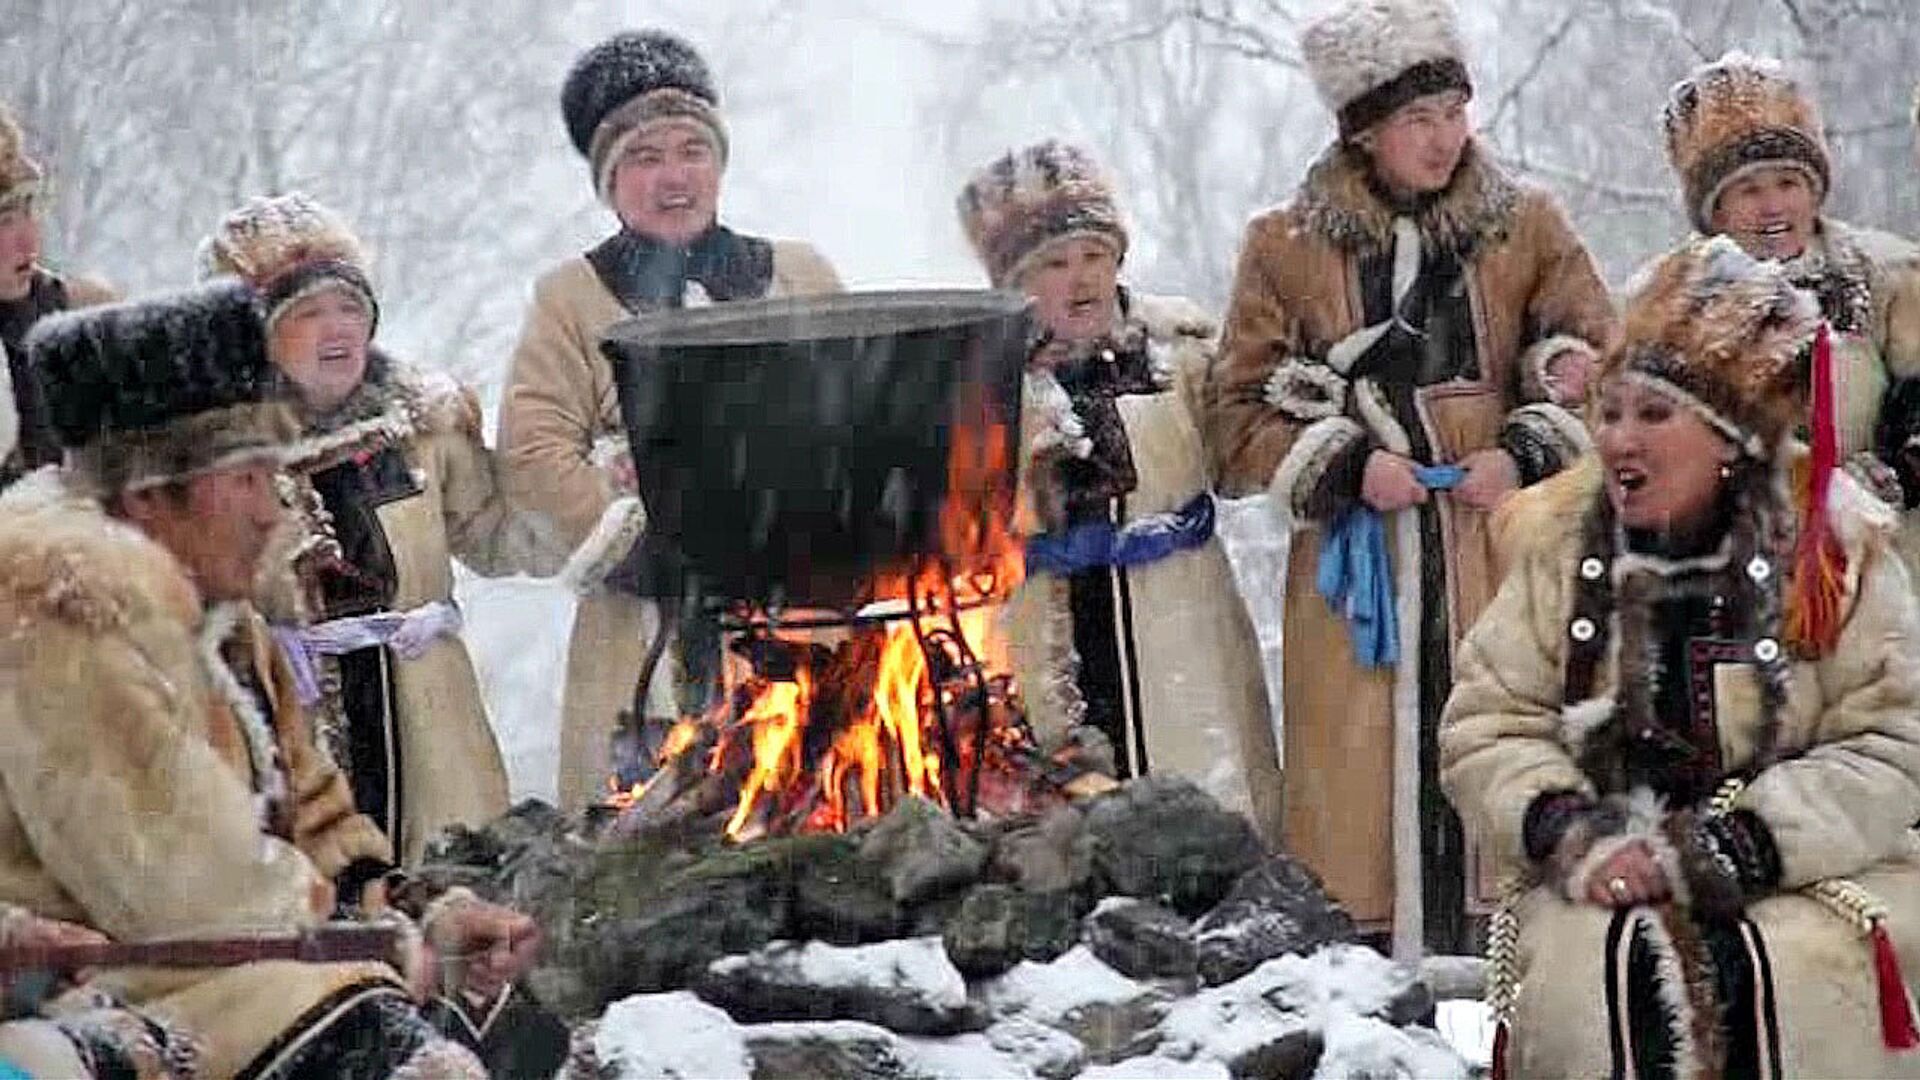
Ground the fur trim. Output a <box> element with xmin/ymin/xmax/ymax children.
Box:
<box><xmin>560</xmin><ymin>495</ymin><xmax>648</xmax><ymax>593</ymax></box>
<box><xmin>1265</xmin><ymin>357</ymin><xmax>1350</xmax><ymax>421</ymax></box>
<box><xmin>1665</xmin><ymin>52</ymin><xmax>1829</xmax><ymax>233</ymax></box>
<box><xmin>1503</xmin><ymin>402</ymin><xmax>1591</xmax><ymax>468</ymax></box>
<box><xmin>67</xmin><ymin>401</ymin><xmax>300</xmax><ymax>494</ymax></box>
<box><xmin>1560</xmin><ymin>695</ymin><xmax>1616</xmax><ymax>753</ymax></box>
<box><xmin>1518</xmin><ymin>332</ymin><xmax>1601</xmax><ymax>403</ymax></box>
<box><xmin>1300</xmin><ymin>0</ymin><xmax>1469</xmax><ymax>117</ymax></box>
<box><xmin>1270</xmin><ymin>415</ymin><xmax>1366</xmax><ymax>528</ymax></box>
<box><xmin>1294</xmin><ymin>138</ymin><xmax>1520</xmax><ymax>256</ymax></box>
<box><xmin>280</xmin><ymin>351</ymin><xmax>477</xmax><ymax>472</ymax></box>
<box><xmin>198</xmin><ymin>193</ymin><xmax>373</xmax><ymax>316</ymax></box>
<box><xmin>958</xmin><ymin>140</ymin><xmax>1129</xmax><ymax>288</ymax></box>
<box><xmin>1352</xmin><ymin>376</ymin><xmax>1413</xmax><ymax>454</ymax></box>
<box><xmin>1562</xmin><ymin>788</ymin><xmax>1692</xmax><ymax>907</ymax></box>
<box><xmin>0</xmin><ymin>101</ymin><xmax>42</xmax><ymax>211</ymax></box>
<box><xmin>197</xmin><ymin>601</ymin><xmax>289</xmax><ymax>827</ymax></box>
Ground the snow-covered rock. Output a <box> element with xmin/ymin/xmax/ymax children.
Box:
<box><xmin>983</xmin><ymin>1017</ymin><xmax>1088</xmax><ymax>1080</ymax></box>
<box><xmin>1082</xmin><ymin>896</ymin><xmax>1197</xmax><ymax>980</ymax></box>
<box><xmin>742</xmin><ymin>1020</ymin><xmax>909</xmax><ymax>1080</ymax></box>
<box><xmin>1314</xmin><ymin>1011</ymin><xmax>1468</xmax><ymax>1079</ymax></box>
<box><xmin>589</xmin><ymin>991</ymin><xmax>753</xmax><ymax>1079</ymax></box>
<box><xmin>974</xmin><ymin>945</ymin><xmax>1169</xmax><ymax>1063</ymax></box>
<box><xmin>897</xmin><ymin>1031</ymin><xmax>1039</xmax><ymax>1079</ymax></box>
<box><xmin>1079</xmin><ymin>1055</ymin><xmax>1232</xmax><ymax>1080</ymax></box>
<box><xmin>698</xmin><ymin>936</ymin><xmax>976</xmax><ymax>1034</ymax></box>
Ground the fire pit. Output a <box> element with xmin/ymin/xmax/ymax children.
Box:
<box><xmin>594</xmin><ymin>290</ymin><xmax>1058</xmax><ymax>840</ymax></box>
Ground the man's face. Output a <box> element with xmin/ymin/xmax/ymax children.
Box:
<box><xmin>609</xmin><ymin>121</ymin><xmax>722</xmax><ymax>247</ymax></box>
<box><xmin>1360</xmin><ymin>90</ymin><xmax>1472</xmax><ymax>197</ymax></box>
<box><xmin>0</xmin><ymin>202</ymin><xmax>41</xmax><ymax>302</ymax></box>
<box><xmin>1709</xmin><ymin>166</ymin><xmax>1819</xmax><ymax>262</ymax></box>
<box><xmin>121</xmin><ymin>461</ymin><xmax>283</xmax><ymax>603</ymax></box>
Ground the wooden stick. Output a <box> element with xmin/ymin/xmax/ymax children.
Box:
<box><xmin>0</xmin><ymin>923</ymin><xmax>399</xmax><ymax>973</ymax></box>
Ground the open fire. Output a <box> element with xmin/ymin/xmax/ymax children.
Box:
<box><xmin>602</xmin><ymin>410</ymin><xmax>1066</xmax><ymax>840</ymax></box>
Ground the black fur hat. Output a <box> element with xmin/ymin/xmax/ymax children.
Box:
<box><xmin>25</xmin><ymin>279</ymin><xmax>296</xmax><ymax>489</ymax></box>
<box><xmin>561</xmin><ymin>30</ymin><xmax>727</xmax><ymax>197</ymax></box>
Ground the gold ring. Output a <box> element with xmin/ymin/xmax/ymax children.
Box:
<box><xmin>1608</xmin><ymin>877</ymin><xmax>1631</xmax><ymax>901</ymax></box>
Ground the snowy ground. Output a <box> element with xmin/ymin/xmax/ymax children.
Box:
<box><xmin>456</xmin><ymin>494</ymin><xmax>1290</xmax><ymax>806</ymax></box>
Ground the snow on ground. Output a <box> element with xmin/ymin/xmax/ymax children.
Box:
<box><xmin>708</xmin><ymin>936</ymin><xmax>969</xmax><ymax>1010</ymax></box>
<box><xmin>590</xmin><ymin>991</ymin><xmax>753</xmax><ymax>1079</ymax></box>
<box><xmin>1079</xmin><ymin>1056</ymin><xmax>1233</xmax><ymax>1080</ymax></box>
<box><xmin>1316</xmin><ymin>1010</ymin><xmax>1469</xmax><ymax>1080</ymax></box>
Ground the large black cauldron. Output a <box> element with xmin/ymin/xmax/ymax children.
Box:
<box><xmin>601</xmin><ymin>290</ymin><xmax>1030</xmax><ymax>610</ymax></box>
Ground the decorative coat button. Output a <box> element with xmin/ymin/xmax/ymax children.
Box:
<box><xmin>1754</xmin><ymin>638</ymin><xmax>1781</xmax><ymax>662</ymax></box>
<box><xmin>1746</xmin><ymin>557</ymin><xmax>1771</xmax><ymax>582</ymax></box>
<box><xmin>1580</xmin><ymin>558</ymin><xmax>1605</xmax><ymax>581</ymax></box>
<box><xmin>1099</xmin><ymin>348</ymin><xmax>1117</xmax><ymax>363</ymax></box>
<box><xmin>1569</xmin><ymin>618</ymin><xmax>1597</xmax><ymax>643</ymax></box>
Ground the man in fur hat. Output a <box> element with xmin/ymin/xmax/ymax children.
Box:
<box><xmin>1208</xmin><ymin>0</ymin><xmax>1615</xmax><ymax>956</ymax></box>
<box><xmin>498</xmin><ymin>29</ymin><xmax>842</xmax><ymax>812</ymax></box>
<box><xmin>0</xmin><ymin>101</ymin><xmax>114</xmax><ymax>488</ymax></box>
<box><xmin>0</xmin><ymin>282</ymin><xmax>540</xmax><ymax>1078</ymax></box>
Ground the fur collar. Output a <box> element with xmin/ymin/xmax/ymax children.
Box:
<box><xmin>1294</xmin><ymin>137</ymin><xmax>1521</xmax><ymax>256</ymax></box>
<box><xmin>0</xmin><ymin>467</ymin><xmax>202</xmax><ymax>634</ymax></box>
<box><xmin>282</xmin><ymin>349</ymin><xmax>479</xmax><ymax>472</ymax></box>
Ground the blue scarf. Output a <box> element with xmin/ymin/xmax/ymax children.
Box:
<box><xmin>1025</xmin><ymin>492</ymin><xmax>1216</xmax><ymax>576</ymax></box>
<box><xmin>1317</xmin><ymin>464</ymin><xmax>1463</xmax><ymax>668</ymax></box>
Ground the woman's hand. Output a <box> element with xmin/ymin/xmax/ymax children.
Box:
<box><xmin>1581</xmin><ymin>840</ymin><xmax>1672</xmax><ymax>907</ymax></box>
<box><xmin>1453</xmin><ymin>448</ymin><xmax>1519</xmax><ymax>511</ymax></box>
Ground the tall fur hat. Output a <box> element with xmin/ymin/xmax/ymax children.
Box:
<box><xmin>198</xmin><ymin>192</ymin><xmax>378</xmax><ymax>334</ymax></box>
<box><xmin>24</xmin><ymin>279</ymin><xmax>297</xmax><ymax>491</ymax></box>
<box><xmin>0</xmin><ymin>102</ymin><xmax>44</xmax><ymax>213</ymax></box>
<box><xmin>1300</xmin><ymin>0</ymin><xmax>1473</xmax><ymax>139</ymax></box>
<box><xmin>957</xmin><ymin>140</ymin><xmax>1130</xmax><ymax>289</ymax></box>
<box><xmin>1601</xmin><ymin>235</ymin><xmax>1820</xmax><ymax>458</ymax></box>
<box><xmin>562</xmin><ymin>30</ymin><xmax>728</xmax><ymax>203</ymax></box>
<box><xmin>1663</xmin><ymin>53</ymin><xmax>1830</xmax><ymax>234</ymax></box>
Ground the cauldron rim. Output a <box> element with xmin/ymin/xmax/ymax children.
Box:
<box><xmin>602</xmin><ymin>288</ymin><xmax>1029</xmax><ymax>350</ymax></box>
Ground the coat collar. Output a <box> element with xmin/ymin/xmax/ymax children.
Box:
<box><xmin>0</xmin><ymin>467</ymin><xmax>202</xmax><ymax>634</ymax></box>
<box><xmin>1294</xmin><ymin>137</ymin><xmax>1522</xmax><ymax>257</ymax></box>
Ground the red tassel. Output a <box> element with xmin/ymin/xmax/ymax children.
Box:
<box><xmin>1871</xmin><ymin>920</ymin><xmax>1920</xmax><ymax>1051</ymax></box>
<box><xmin>1490</xmin><ymin>1019</ymin><xmax>1510</xmax><ymax>1080</ymax></box>
<box><xmin>1786</xmin><ymin>322</ymin><xmax>1846</xmax><ymax>657</ymax></box>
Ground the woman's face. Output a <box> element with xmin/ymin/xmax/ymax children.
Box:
<box><xmin>1594</xmin><ymin>377</ymin><xmax>1737</xmax><ymax>535</ymax></box>
<box><xmin>1709</xmin><ymin>166</ymin><xmax>1819</xmax><ymax>261</ymax></box>
<box><xmin>0</xmin><ymin>202</ymin><xmax>40</xmax><ymax>302</ymax></box>
<box><xmin>269</xmin><ymin>285</ymin><xmax>372</xmax><ymax>413</ymax></box>
<box><xmin>1020</xmin><ymin>237</ymin><xmax>1121</xmax><ymax>344</ymax></box>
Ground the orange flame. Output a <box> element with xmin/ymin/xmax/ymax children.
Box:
<box><xmin>605</xmin><ymin>719</ymin><xmax>704</xmax><ymax>812</ymax></box>
<box><xmin>724</xmin><ymin>669</ymin><xmax>813</xmax><ymax>839</ymax></box>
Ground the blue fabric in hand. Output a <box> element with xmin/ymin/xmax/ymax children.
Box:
<box><xmin>1317</xmin><ymin>508</ymin><xmax>1400</xmax><ymax>668</ymax></box>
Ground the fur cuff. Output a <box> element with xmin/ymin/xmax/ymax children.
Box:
<box><xmin>1264</xmin><ymin>357</ymin><xmax>1350</xmax><ymax>421</ymax></box>
<box><xmin>1518</xmin><ymin>333</ymin><xmax>1600</xmax><ymax>404</ymax></box>
<box><xmin>1665</xmin><ymin>807</ymin><xmax>1781</xmax><ymax>919</ymax></box>
<box><xmin>1270</xmin><ymin>415</ymin><xmax>1368</xmax><ymax>529</ymax></box>
<box><xmin>1501</xmin><ymin>402</ymin><xmax>1592</xmax><ymax>487</ymax></box>
<box><xmin>560</xmin><ymin>496</ymin><xmax>648</xmax><ymax>594</ymax></box>
<box><xmin>1557</xmin><ymin>788</ymin><xmax>1690</xmax><ymax>906</ymax></box>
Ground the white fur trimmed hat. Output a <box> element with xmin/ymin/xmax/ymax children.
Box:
<box><xmin>1300</xmin><ymin>0</ymin><xmax>1472</xmax><ymax>139</ymax></box>
<box><xmin>0</xmin><ymin>102</ymin><xmax>44</xmax><ymax>212</ymax></box>
<box><xmin>1663</xmin><ymin>52</ymin><xmax>1830</xmax><ymax>234</ymax></box>
<box><xmin>561</xmin><ymin>30</ymin><xmax>728</xmax><ymax>202</ymax></box>
<box><xmin>198</xmin><ymin>192</ymin><xmax>378</xmax><ymax>334</ymax></box>
<box><xmin>957</xmin><ymin>140</ymin><xmax>1129</xmax><ymax>289</ymax></box>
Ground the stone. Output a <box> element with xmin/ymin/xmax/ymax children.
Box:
<box><xmin>583</xmin><ymin>992</ymin><xmax>753</xmax><ymax>1079</ymax></box>
<box><xmin>973</xmin><ymin>946</ymin><xmax>1170</xmax><ymax>1064</ymax></box>
<box><xmin>859</xmin><ymin>796</ymin><xmax>990</xmax><ymax>906</ymax></box>
<box><xmin>1314</xmin><ymin>1012</ymin><xmax>1468</xmax><ymax>1079</ymax></box>
<box><xmin>743</xmin><ymin>1021</ymin><xmax>912</xmax><ymax>1080</ymax></box>
<box><xmin>989</xmin><ymin>805</ymin><xmax>1095</xmax><ymax>897</ymax></box>
<box><xmin>982</xmin><ymin>1017</ymin><xmax>1087</xmax><ymax>1080</ymax></box>
<box><xmin>1082</xmin><ymin>896</ymin><xmax>1198</xmax><ymax>980</ymax></box>
<box><xmin>1079</xmin><ymin>1056</ymin><xmax>1232</xmax><ymax>1079</ymax></box>
<box><xmin>695</xmin><ymin>938</ymin><xmax>978</xmax><ymax>1036</ymax></box>
<box><xmin>1083</xmin><ymin>776</ymin><xmax>1264</xmax><ymax>917</ymax></box>
<box><xmin>1191</xmin><ymin>855</ymin><xmax>1355</xmax><ymax>986</ymax></box>
<box><xmin>789</xmin><ymin>834</ymin><xmax>903</xmax><ymax>945</ymax></box>
<box><xmin>941</xmin><ymin>884</ymin><xmax>1079</xmax><ymax>979</ymax></box>
<box><xmin>1157</xmin><ymin>958</ymin><xmax>1324</xmax><ymax>1080</ymax></box>
<box><xmin>895</xmin><ymin>1032</ymin><xmax>1040</xmax><ymax>1079</ymax></box>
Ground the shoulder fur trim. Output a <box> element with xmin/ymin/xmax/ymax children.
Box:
<box><xmin>1293</xmin><ymin>138</ymin><xmax>1522</xmax><ymax>255</ymax></box>
<box><xmin>0</xmin><ymin>469</ymin><xmax>201</xmax><ymax>633</ymax></box>
<box><xmin>1128</xmin><ymin>291</ymin><xmax>1218</xmax><ymax>390</ymax></box>
<box><xmin>282</xmin><ymin>351</ymin><xmax>480</xmax><ymax>470</ymax></box>
<box><xmin>196</xmin><ymin>602</ymin><xmax>287</xmax><ymax>824</ymax></box>
<box><xmin>1491</xmin><ymin>454</ymin><xmax>1600</xmax><ymax>567</ymax></box>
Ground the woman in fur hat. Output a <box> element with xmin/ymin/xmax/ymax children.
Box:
<box><xmin>1445</xmin><ymin>237</ymin><xmax>1920</xmax><ymax>1079</ymax></box>
<box><xmin>1209</xmin><ymin>0</ymin><xmax>1615</xmax><ymax>955</ymax></box>
<box><xmin>0</xmin><ymin>102</ymin><xmax>114</xmax><ymax>487</ymax></box>
<box><xmin>957</xmin><ymin>140</ymin><xmax>1282</xmax><ymax>839</ymax></box>
<box><xmin>202</xmin><ymin>193</ymin><xmax>562</xmax><ymax>867</ymax></box>
<box><xmin>497</xmin><ymin>29</ymin><xmax>842</xmax><ymax>812</ymax></box>
<box><xmin>1659</xmin><ymin>52</ymin><xmax>1920</xmax><ymax>590</ymax></box>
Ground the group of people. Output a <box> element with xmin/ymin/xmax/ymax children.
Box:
<box><xmin>0</xmin><ymin>0</ymin><xmax>1919</xmax><ymax>1075</ymax></box>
